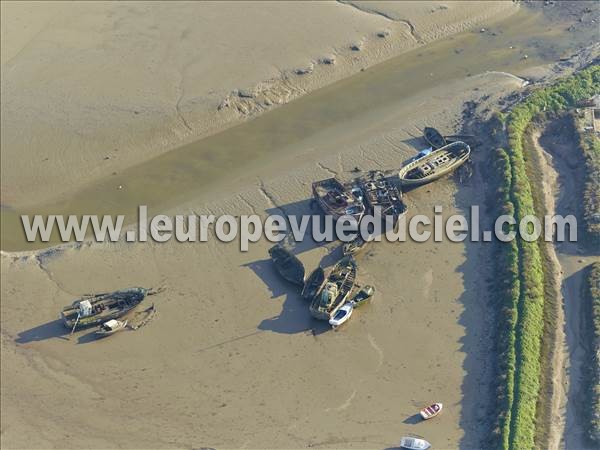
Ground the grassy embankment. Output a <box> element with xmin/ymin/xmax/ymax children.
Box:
<box><xmin>490</xmin><ymin>65</ymin><xmax>600</xmax><ymax>449</ymax></box>
<box><xmin>586</xmin><ymin>262</ymin><xmax>600</xmax><ymax>443</ymax></box>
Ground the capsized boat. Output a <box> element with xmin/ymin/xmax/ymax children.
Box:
<box><xmin>398</xmin><ymin>141</ymin><xmax>470</xmax><ymax>187</ymax></box>
<box><xmin>343</xmin><ymin>235</ymin><xmax>369</xmax><ymax>256</ymax></box>
<box><xmin>302</xmin><ymin>267</ymin><xmax>325</xmax><ymax>301</ymax></box>
<box><xmin>96</xmin><ymin>319</ymin><xmax>128</xmax><ymax>337</ymax></box>
<box><xmin>423</xmin><ymin>126</ymin><xmax>446</xmax><ymax>149</ymax></box>
<box><xmin>350</xmin><ymin>285</ymin><xmax>374</xmax><ymax>307</ymax></box>
<box><xmin>269</xmin><ymin>245</ymin><xmax>305</xmax><ymax>286</ymax></box>
<box><xmin>61</xmin><ymin>287</ymin><xmax>150</xmax><ymax>331</ymax></box>
<box><xmin>312</xmin><ymin>177</ymin><xmax>365</xmax><ymax>221</ymax></box>
<box><xmin>420</xmin><ymin>402</ymin><xmax>443</xmax><ymax>420</ymax></box>
<box><xmin>399</xmin><ymin>435</ymin><xmax>431</xmax><ymax>450</ymax></box>
<box><xmin>329</xmin><ymin>302</ymin><xmax>353</xmax><ymax>329</ymax></box>
<box><xmin>309</xmin><ymin>256</ymin><xmax>357</xmax><ymax>320</ymax></box>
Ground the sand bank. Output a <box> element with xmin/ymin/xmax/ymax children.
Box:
<box><xmin>0</xmin><ymin>1</ymin><xmax>518</xmax><ymax>209</ymax></box>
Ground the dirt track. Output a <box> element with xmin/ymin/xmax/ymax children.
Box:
<box><xmin>531</xmin><ymin>117</ymin><xmax>600</xmax><ymax>449</ymax></box>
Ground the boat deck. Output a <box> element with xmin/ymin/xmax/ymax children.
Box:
<box><xmin>312</xmin><ymin>178</ymin><xmax>364</xmax><ymax>219</ymax></box>
<box><xmin>357</xmin><ymin>171</ymin><xmax>406</xmax><ymax>218</ymax></box>
<box><xmin>399</xmin><ymin>141</ymin><xmax>471</xmax><ymax>186</ymax></box>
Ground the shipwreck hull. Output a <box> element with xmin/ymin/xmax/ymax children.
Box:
<box><xmin>302</xmin><ymin>267</ymin><xmax>325</xmax><ymax>301</ymax></box>
<box><xmin>61</xmin><ymin>287</ymin><xmax>148</xmax><ymax>330</ymax></box>
<box><xmin>309</xmin><ymin>257</ymin><xmax>357</xmax><ymax>320</ymax></box>
<box><xmin>423</xmin><ymin>126</ymin><xmax>446</xmax><ymax>149</ymax></box>
<box><xmin>312</xmin><ymin>178</ymin><xmax>365</xmax><ymax>222</ymax></box>
<box><xmin>398</xmin><ymin>141</ymin><xmax>470</xmax><ymax>187</ymax></box>
<box><xmin>269</xmin><ymin>245</ymin><xmax>305</xmax><ymax>286</ymax></box>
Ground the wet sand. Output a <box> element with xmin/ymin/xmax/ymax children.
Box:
<box><xmin>1</xmin><ymin>1</ymin><xmax>518</xmax><ymax>211</ymax></box>
<box><xmin>2</xmin><ymin>5</ymin><xmax>597</xmax><ymax>251</ymax></box>
<box><xmin>1</xmin><ymin>2</ymin><xmax>599</xmax><ymax>449</ymax></box>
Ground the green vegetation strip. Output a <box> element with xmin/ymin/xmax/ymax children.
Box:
<box><xmin>493</xmin><ymin>65</ymin><xmax>600</xmax><ymax>449</ymax></box>
<box><xmin>588</xmin><ymin>262</ymin><xmax>600</xmax><ymax>443</ymax></box>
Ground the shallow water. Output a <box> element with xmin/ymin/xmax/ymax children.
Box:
<box><xmin>1</xmin><ymin>7</ymin><xmax>596</xmax><ymax>251</ymax></box>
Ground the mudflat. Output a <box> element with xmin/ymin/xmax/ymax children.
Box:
<box><xmin>1</xmin><ymin>2</ymin><xmax>598</xmax><ymax>449</ymax></box>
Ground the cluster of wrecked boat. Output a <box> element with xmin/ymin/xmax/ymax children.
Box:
<box><xmin>270</xmin><ymin>127</ymin><xmax>472</xmax><ymax>332</ymax></box>
<box><xmin>312</xmin><ymin>168</ymin><xmax>406</xmax><ymax>224</ymax></box>
<box><xmin>57</xmin><ymin>127</ymin><xmax>468</xmax><ymax>447</ymax></box>
<box><xmin>269</xmin><ymin>245</ymin><xmax>374</xmax><ymax>329</ymax></box>
<box><xmin>268</xmin><ymin>128</ymin><xmax>469</xmax><ymax>449</ymax></box>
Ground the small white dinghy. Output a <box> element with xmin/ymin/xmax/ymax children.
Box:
<box><xmin>328</xmin><ymin>302</ymin><xmax>353</xmax><ymax>329</ymax></box>
<box><xmin>420</xmin><ymin>402</ymin><xmax>443</xmax><ymax>420</ymax></box>
<box><xmin>399</xmin><ymin>435</ymin><xmax>431</xmax><ymax>450</ymax></box>
<box><xmin>96</xmin><ymin>319</ymin><xmax>128</xmax><ymax>337</ymax></box>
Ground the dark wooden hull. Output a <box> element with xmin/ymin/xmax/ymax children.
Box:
<box><xmin>302</xmin><ymin>267</ymin><xmax>325</xmax><ymax>300</ymax></box>
<box><xmin>269</xmin><ymin>245</ymin><xmax>305</xmax><ymax>286</ymax></box>
<box><xmin>61</xmin><ymin>288</ymin><xmax>148</xmax><ymax>330</ymax></box>
<box><xmin>423</xmin><ymin>127</ymin><xmax>446</xmax><ymax>149</ymax></box>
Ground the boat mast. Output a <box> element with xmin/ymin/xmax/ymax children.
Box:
<box><xmin>70</xmin><ymin>313</ymin><xmax>81</xmax><ymax>335</ymax></box>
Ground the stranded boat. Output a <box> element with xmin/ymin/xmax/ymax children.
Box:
<box><xmin>399</xmin><ymin>435</ymin><xmax>431</xmax><ymax>450</ymax></box>
<box><xmin>302</xmin><ymin>267</ymin><xmax>325</xmax><ymax>301</ymax></box>
<box><xmin>329</xmin><ymin>302</ymin><xmax>353</xmax><ymax>329</ymax></box>
<box><xmin>309</xmin><ymin>256</ymin><xmax>357</xmax><ymax>320</ymax></box>
<box><xmin>312</xmin><ymin>177</ymin><xmax>365</xmax><ymax>222</ymax></box>
<box><xmin>269</xmin><ymin>245</ymin><xmax>305</xmax><ymax>286</ymax></box>
<box><xmin>96</xmin><ymin>319</ymin><xmax>128</xmax><ymax>337</ymax></box>
<box><xmin>423</xmin><ymin>127</ymin><xmax>446</xmax><ymax>149</ymax></box>
<box><xmin>343</xmin><ymin>235</ymin><xmax>369</xmax><ymax>256</ymax></box>
<box><xmin>61</xmin><ymin>287</ymin><xmax>150</xmax><ymax>331</ymax></box>
<box><xmin>420</xmin><ymin>402</ymin><xmax>443</xmax><ymax>420</ymax></box>
<box><xmin>350</xmin><ymin>285</ymin><xmax>374</xmax><ymax>307</ymax></box>
<box><xmin>398</xmin><ymin>141</ymin><xmax>470</xmax><ymax>187</ymax></box>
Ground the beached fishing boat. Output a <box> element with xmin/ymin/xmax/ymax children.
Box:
<box><xmin>269</xmin><ymin>245</ymin><xmax>305</xmax><ymax>286</ymax></box>
<box><xmin>423</xmin><ymin>126</ymin><xmax>446</xmax><ymax>149</ymax></box>
<box><xmin>302</xmin><ymin>267</ymin><xmax>325</xmax><ymax>301</ymax></box>
<box><xmin>96</xmin><ymin>319</ymin><xmax>128</xmax><ymax>337</ymax></box>
<box><xmin>350</xmin><ymin>285</ymin><xmax>374</xmax><ymax>307</ymax></box>
<box><xmin>312</xmin><ymin>177</ymin><xmax>365</xmax><ymax>221</ymax></box>
<box><xmin>309</xmin><ymin>256</ymin><xmax>357</xmax><ymax>320</ymax></box>
<box><xmin>343</xmin><ymin>235</ymin><xmax>369</xmax><ymax>256</ymax></box>
<box><xmin>399</xmin><ymin>435</ymin><xmax>431</xmax><ymax>450</ymax></box>
<box><xmin>398</xmin><ymin>141</ymin><xmax>470</xmax><ymax>187</ymax></box>
<box><xmin>61</xmin><ymin>287</ymin><xmax>149</xmax><ymax>331</ymax></box>
<box><xmin>420</xmin><ymin>402</ymin><xmax>443</xmax><ymax>420</ymax></box>
<box><xmin>329</xmin><ymin>302</ymin><xmax>353</xmax><ymax>329</ymax></box>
